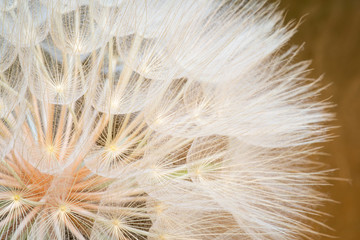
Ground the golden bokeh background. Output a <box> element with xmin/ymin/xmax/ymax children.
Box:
<box><xmin>278</xmin><ymin>1</ymin><xmax>360</xmax><ymax>239</ymax></box>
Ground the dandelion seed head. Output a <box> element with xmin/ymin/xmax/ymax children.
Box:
<box><xmin>0</xmin><ymin>0</ymin><xmax>334</xmax><ymax>239</ymax></box>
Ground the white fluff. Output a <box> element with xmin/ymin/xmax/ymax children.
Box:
<box><xmin>0</xmin><ymin>1</ymin><xmax>333</xmax><ymax>239</ymax></box>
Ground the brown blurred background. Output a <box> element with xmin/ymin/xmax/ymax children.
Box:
<box><xmin>278</xmin><ymin>0</ymin><xmax>360</xmax><ymax>239</ymax></box>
